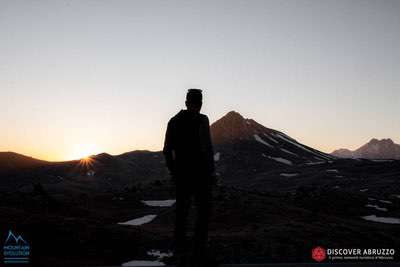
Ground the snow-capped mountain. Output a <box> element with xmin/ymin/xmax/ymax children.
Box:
<box><xmin>211</xmin><ymin>111</ymin><xmax>335</xmax><ymax>165</ymax></box>
<box><xmin>331</xmin><ymin>138</ymin><xmax>400</xmax><ymax>159</ymax></box>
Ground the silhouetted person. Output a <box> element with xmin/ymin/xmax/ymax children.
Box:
<box><xmin>163</xmin><ymin>89</ymin><xmax>216</xmax><ymax>267</ymax></box>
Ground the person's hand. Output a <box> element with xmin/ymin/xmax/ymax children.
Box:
<box><xmin>170</xmin><ymin>172</ymin><xmax>177</xmax><ymax>185</ymax></box>
<box><xmin>167</xmin><ymin>166</ymin><xmax>177</xmax><ymax>185</ymax></box>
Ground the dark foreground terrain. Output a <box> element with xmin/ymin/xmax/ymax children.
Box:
<box><xmin>1</xmin><ymin>154</ymin><xmax>399</xmax><ymax>266</ymax></box>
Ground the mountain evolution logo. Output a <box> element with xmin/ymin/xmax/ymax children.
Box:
<box><xmin>3</xmin><ymin>230</ymin><xmax>30</xmax><ymax>264</ymax></box>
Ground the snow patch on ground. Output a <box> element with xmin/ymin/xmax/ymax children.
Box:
<box><xmin>281</xmin><ymin>148</ymin><xmax>298</xmax><ymax>156</ymax></box>
<box><xmin>315</xmin><ymin>152</ymin><xmax>334</xmax><ymax>160</ymax></box>
<box><xmin>326</xmin><ymin>169</ymin><xmax>339</xmax><ymax>173</ymax></box>
<box><xmin>141</xmin><ymin>200</ymin><xmax>176</xmax><ymax>207</ymax></box>
<box><xmin>254</xmin><ymin>134</ymin><xmax>273</xmax><ymax>148</ymax></box>
<box><xmin>280</xmin><ymin>173</ymin><xmax>298</xmax><ymax>177</ymax></box>
<box><xmin>147</xmin><ymin>249</ymin><xmax>173</xmax><ymax>259</ymax></box>
<box><xmin>264</xmin><ymin>133</ymin><xmax>279</xmax><ymax>144</ymax></box>
<box><xmin>379</xmin><ymin>200</ymin><xmax>393</xmax><ymax>204</ymax></box>
<box><xmin>305</xmin><ymin>161</ymin><xmax>325</xmax><ymax>165</ymax></box>
<box><xmin>214</xmin><ymin>152</ymin><xmax>221</xmax><ymax>161</ymax></box>
<box><xmin>365</xmin><ymin>204</ymin><xmax>387</xmax><ymax>212</ymax></box>
<box><xmin>118</xmin><ymin>215</ymin><xmax>157</xmax><ymax>226</ymax></box>
<box><xmin>268</xmin><ymin>156</ymin><xmax>293</xmax><ymax>165</ymax></box>
<box><xmin>362</xmin><ymin>215</ymin><xmax>400</xmax><ymax>224</ymax></box>
<box><xmin>121</xmin><ymin>250</ymin><xmax>172</xmax><ymax>266</ymax></box>
<box><xmin>276</xmin><ymin>133</ymin><xmax>332</xmax><ymax>159</ymax></box>
<box><xmin>122</xmin><ymin>260</ymin><xmax>165</xmax><ymax>266</ymax></box>
<box><xmin>147</xmin><ymin>250</ymin><xmax>173</xmax><ymax>259</ymax></box>
<box><xmin>360</xmin><ymin>189</ymin><xmax>369</xmax><ymax>192</ymax></box>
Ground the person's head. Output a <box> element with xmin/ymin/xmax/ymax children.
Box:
<box><xmin>185</xmin><ymin>88</ymin><xmax>203</xmax><ymax>113</ymax></box>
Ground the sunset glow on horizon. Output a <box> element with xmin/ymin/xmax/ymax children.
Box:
<box><xmin>1</xmin><ymin>0</ymin><xmax>399</xmax><ymax>161</ymax></box>
<box><xmin>68</xmin><ymin>143</ymin><xmax>102</xmax><ymax>161</ymax></box>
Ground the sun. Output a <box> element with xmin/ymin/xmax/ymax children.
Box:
<box><xmin>70</xmin><ymin>143</ymin><xmax>100</xmax><ymax>160</ymax></box>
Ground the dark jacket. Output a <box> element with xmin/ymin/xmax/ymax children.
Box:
<box><xmin>163</xmin><ymin>110</ymin><xmax>215</xmax><ymax>179</ymax></box>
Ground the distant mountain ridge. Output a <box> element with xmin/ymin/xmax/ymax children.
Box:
<box><xmin>1</xmin><ymin>111</ymin><xmax>399</xmax><ymax>194</ymax></box>
<box><xmin>331</xmin><ymin>138</ymin><xmax>400</xmax><ymax>159</ymax></box>
<box><xmin>0</xmin><ymin>152</ymin><xmax>49</xmax><ymax>172</ymax></box>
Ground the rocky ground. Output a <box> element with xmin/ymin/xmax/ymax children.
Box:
<box><xmin>1</xmin><ymin>158</ymin><xmax>399</xmax><ymax>266</ymax></box>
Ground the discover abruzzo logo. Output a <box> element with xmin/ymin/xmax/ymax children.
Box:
<box><xmin>3</xmin><ymin>230</ymin><xmax>30</xmax><ymax>264</ymax></box>
<box><xmin>311</xmin><ymin>246</ymin><xmax>396</xmax><ymax>262</ymax></box>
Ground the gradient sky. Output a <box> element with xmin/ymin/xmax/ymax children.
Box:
<box><xmin>1</xmin><ymin>0</ymin><xmax>399</xmax><ymax>161</ymax></box>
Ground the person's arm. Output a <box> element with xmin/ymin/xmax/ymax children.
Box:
<box><xmin>163</xmin><ymin>119</ymin><xmax>176</xmax><ymax>177</ymax></box>
<box><xmin>203</xmin><ymin>116</ymin><xmax>216</xmax><ymax>177</ymax></box>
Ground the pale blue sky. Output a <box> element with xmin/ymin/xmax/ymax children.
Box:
<box><xmin>1</xmin><ymin>0</ymin><xmax>399</xmax><ymax>160</ymax></box>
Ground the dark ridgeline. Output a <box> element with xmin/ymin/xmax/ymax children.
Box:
<box><xmin>0</xmin><ymin>152</ymin><xmax>49</xmax><ymax>172</ymax></box>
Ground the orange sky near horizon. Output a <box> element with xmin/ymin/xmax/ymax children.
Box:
<box><xmin>1</xmin><ymin>1</ymin><xmax>399</xmax><ymax>161</ymax></box>
<box><xmin>2</xmin><ymin>109</ymin><xmax>398</xmax><ymax>162</ymax></box>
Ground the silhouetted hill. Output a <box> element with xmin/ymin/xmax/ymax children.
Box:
<box><xmin>0</xmin><ymin>150</ymin><xmax>163</xmax><ymax>192</ymax></box>
<box><xmin>211</xmin><ymin>110</ymin><xmax>334</xmax><ymax>162</ymax></box>
<box><xmin>0</xmin><ymin>152</ymin><xmax>49</xmax><ymax>172</ymax></box>
<box><xmin>332</xmin><ymin>138</ymin><xmax>400</xmax><ymax>159</ymax></box>
<box><xmin>330</xmin><ymin>148</ymin><xmax>354</xmax><ymax>158</ymax></box>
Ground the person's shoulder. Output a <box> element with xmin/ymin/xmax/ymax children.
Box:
<box><xmin>199</xmin><ymin>113</ymin><xmax>210</xmax><ymax>122</ymax></box>
<box><xmin>168</xmin><ymin>110</ymin><xmax>186</xmax><ymax>128</ymax></box>
<box><xmin>168</xmin><ymin>110</ymin><xmax>183</xmax><ymax>123</ymax></box>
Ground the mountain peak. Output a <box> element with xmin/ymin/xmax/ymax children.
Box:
<box><xmin>213</xmin><ymin>111</ymin><xmax>246</xmax><ymax>128</ymax></box>
<box><xmin>368</xmin><ymin>138</ymin><xmax>394</xmax><ymax>145</ymax></box>
<box><xmin>332</xmin><ymin>138</ymin><xmax>400</xmax><ymax>159</ymax></box>
<box><xmin>385</xmin><ymin>138</ymin><xmax>395</xmax><ymax>144</ymax></box>
<box><xmin>210</xmin><ymin>110</ymin><xmax>335</xmax><ymax>162</ymax></box>
<box><xmin>211</xmin><ymin>111</ymin><xmax>274</xmax><ymax>144</ymax></box>
<box><xmin>224</xmin><ymin>110</ymin><xmax>244</xmax><ymax>120</ymax></box>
